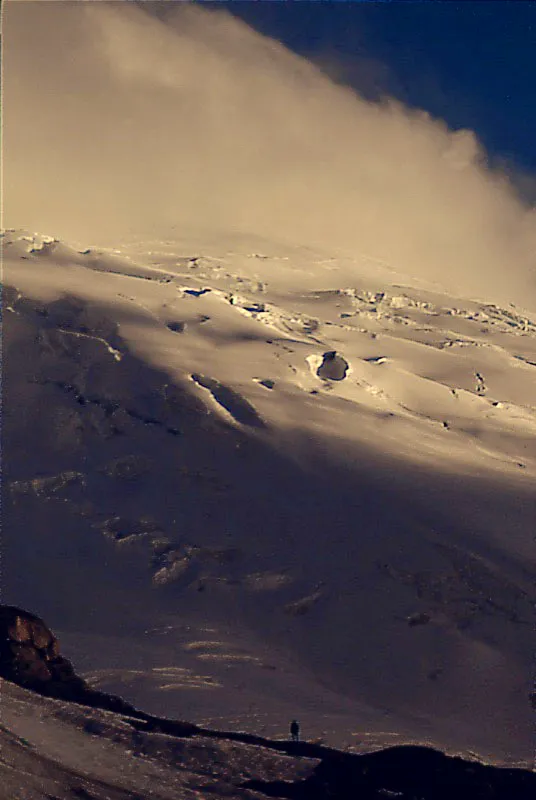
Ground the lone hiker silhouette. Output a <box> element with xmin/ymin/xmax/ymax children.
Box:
<box><xmin>290</xmin><ymin>719</ymin><xmax>300</xmax><ymax>742</ymax></box>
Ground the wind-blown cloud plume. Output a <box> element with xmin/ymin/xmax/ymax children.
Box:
<box><xmin>3</xmin><ymin>1</ymin><xmax>535</xmax><ymax>308</ymax></box>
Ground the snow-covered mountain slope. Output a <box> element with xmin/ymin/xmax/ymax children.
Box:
<box><xmin>2</xmin><ymin>228</ymin><xmax>535</xmax><ymax>766</ymax></box>
<box><xmin>0</xmin><ymin>678</ymin><xmax>314</xmax><ymax>800</ymax></box>
<box><xmin>3</xmin><ymin>677</ymin><xmax>536</xmax><ymax>800</ymax></box>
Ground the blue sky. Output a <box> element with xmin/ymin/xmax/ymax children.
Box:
<box><xmin>206</xmin><ymin>1</ymin><xmax>536</xmax><ymax>183</ymax></box>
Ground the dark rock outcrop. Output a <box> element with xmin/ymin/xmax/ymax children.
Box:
<box><xmin>317</xmin><ymin>351</ymin><xmax>349</xmax><ymax>381</ymax></box>
<box><xmin>0</xmin><ymin>605</ymin><xmax>138</xmax><ymax>715</ymax></box>
<box><xmin>0</xmin><ymin>605</ymin><xmax>78</xmax><ymax>688</ymax></box>
<box><xmin>2</xmin><ymin>605</ymin><xmax>535</xmax><ymax>799</ymax></box>
<box><xmin>245</xmin><ymin>744</ymin><xmax>536</xmax><ymax>799</ymax></box>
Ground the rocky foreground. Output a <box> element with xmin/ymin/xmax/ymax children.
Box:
<box><xmin>0</xmin><ymin>605</ymin><xmax>534</xmax><ymax>800</ymax></box>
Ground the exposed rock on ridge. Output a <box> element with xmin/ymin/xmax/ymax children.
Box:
<box><xmin>1</xmin><ymin>605</ymin><xmax>535</xmax><ymax>799</ymax></box>
<box><xmin>0</xmin><ymin>605</ymin><xmax>138</xmax><ymax>716</ymax></box>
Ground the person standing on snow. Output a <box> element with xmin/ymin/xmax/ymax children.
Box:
<box><xmin>290</xmin><ymin>719</ymin><xmax>300</xmax><ymax>742</ymax></box>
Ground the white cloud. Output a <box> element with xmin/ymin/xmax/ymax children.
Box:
<box><xmin>3</xmin><ymin>0</ymin><xmax>535</xmax><ymax>309</ymax></box>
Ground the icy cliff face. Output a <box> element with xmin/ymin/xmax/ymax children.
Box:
<box><xmin>3</xmin><ymin>228</ymin><xmax>535</xmax><ymax>765</ymax></box>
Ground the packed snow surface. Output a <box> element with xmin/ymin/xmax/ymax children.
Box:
<box><xmin>3</xmin><ymin>227</ymin><xmax>535</xmax><ymax>766</ymax></box>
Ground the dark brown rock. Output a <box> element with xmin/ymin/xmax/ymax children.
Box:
<box><xmin>9</xmin><ymin>643</ymin><xmax>53</xmax><ymax>683</ymax></box>
<box><xmin>7</xmin><ymin>615</ymin><xmax>33</xmax><ymax>643</ymax></box>
<box><xmin>0</xmin><ymin>605</ymin><xmax>135</xmax><ymax>715</ymax></box>
<box><xmin>1</xmin><ymin>607</ymin><xmax>535</xmax><ymax>797</ymax></box>
<box><xmin>0</xmin><ymin>605</ymin><xmax>76</xmax><ymax>690</ymax></box>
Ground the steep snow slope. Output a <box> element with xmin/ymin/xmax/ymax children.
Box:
<box><xmin>3</xmin><ymin>229</ymin><xmax>535</xmax><ymax>766</ymax></box>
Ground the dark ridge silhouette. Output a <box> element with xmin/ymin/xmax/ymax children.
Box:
<box><xmin>1</xmin><ymin>605</ymin><xmax>534</xmax><ymax>800</ymax></box>
<box><xmin>244</xmin><ymin>745</ymin><xmax>536</xmax><ymax>799</ymax></box>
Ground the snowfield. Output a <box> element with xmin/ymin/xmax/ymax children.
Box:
<box><xmin>3</xmin><ymin>677</ymin><xmax>535</xmax><ymax>800</ymax></box>
<box><xmin>3</xmin><ymin>0</ymin><xmax>536</xmax><ymax>781</ymax></box>
<box><xmin>0</xmin><ymin>678</ymin><xmax>316</xmax><ymax>799</ymax></box>
<box><xmin>3</xmin><ymin>227</ymin><xmax>535</xmax><ymax>767</ymax></box>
